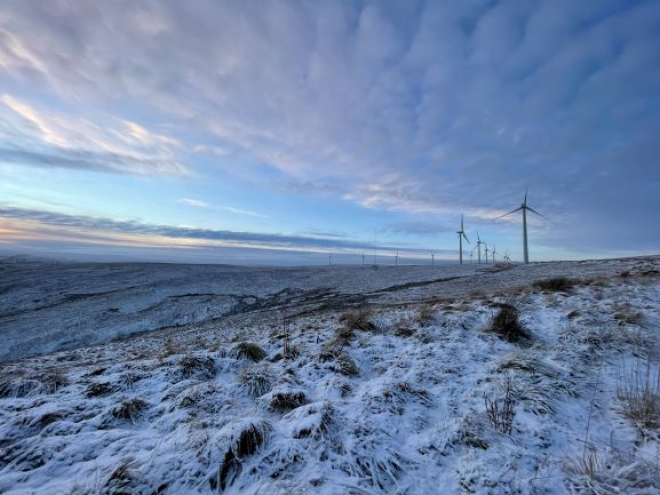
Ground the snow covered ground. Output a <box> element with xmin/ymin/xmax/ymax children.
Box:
<box><xmin>1</xmin><ymin>256</ymin><xmax>659</xmax><ymax>494</ymax></box>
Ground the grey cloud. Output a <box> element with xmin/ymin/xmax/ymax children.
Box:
<box><xmin>0</xmin><ymin>147</ymin><xmax>187</xmax><ymax>176</ymax></box>
<box><xmin>0</xmin><ymin>204</ymin><xmax>415</xmax><ymax>253</ymax></box>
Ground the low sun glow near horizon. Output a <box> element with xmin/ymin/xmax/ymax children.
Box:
<box><xmin>1</xmin><ymin>1</ymin><xmax>659</xmax><ymax>264</ymax></box>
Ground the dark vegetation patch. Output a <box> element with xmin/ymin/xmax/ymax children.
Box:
<box><xmin>111</xmin><ymin>398</ymin><xmax>150</xmax><ymax>422</ymax></box>
<box><xmin>239</xmin><ymin>366</ymin><xmax>272</xmax><ymax>398</ymax></box>
<box><xmin>267</xmin><ymin>391</ymin><xmax>308</xmax><ymax>412</ymax></box>
<box><xmin>340</xmin><ymin>308</ymin><xmax>377</xmax><ymax>331</ymax></box>
<box><xmin>210</xmin><ymin>422</ymin><xmax>269</xmax><ymax>492</ymax></box>
<box><xmin>232</xmin><ymin>342</ymin><xmax>267</xmax><ymax>362</ymax></box>
<box><xmin>0</xmin><ymin>370</ymin><xmax>68</xmax><ymax>398</ymax></box>
<box><xmin>533</xmin><ymin>277</ymin><xmax>576</xmax><ymax>292</ymax></box>
<box><xmin>334</xmin><ymin>352</ymin><xmax>359</xmax><ymax>376</ymax></box>
<box><xmin>179</xmin><ymin>355</ymin><xmax>216</xmax><ymax>380</ymax></box>
<box><xmin>86</xmin><ymin>381</ymin><xmax>118</xmax><ymax>398</ymax></box>
<box><xmin>489</xmin><ymin>304</ymin><xmax>532</xmax><ymax>344</ymax></box>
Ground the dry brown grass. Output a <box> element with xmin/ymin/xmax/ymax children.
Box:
<box><xmin>617</xmin><ymin>356</ymin><xmax>660</xmax><ymax>429</ymax></box>
<box><xmin>180</xmin><ymin>355</ymin><xmax>216</xmax><ymax>380</ymax></box>
<box><xmin>340</xmin><ymin>308</ymin><xmax>377</xmax><ymax>331</ymax></box>
<box><xmin>267</xmin><ymin>391</ymin><xmax>308</xmax><ymax>412</ymax></box>
<box><xmin>533</xmin><ymin>277</ymin><xmax>576</xmax><ymax>292</ymax></box>
<box><xmin>232</xmin><ymin>342</ymin><xmax>267</xmax><ymax>362</ymax></box>
<box><xmin>416</xmin><ymin>303</ymin><xmax>435</xmax><ymax>326</ymax></box>
<box><xmin>489</xmin><ymin>304</ymin><xmax>532</xmax><ymax>344</ymax></box>
<box><xmin>111</xmin><ymin>398</ymin><xmax>149</xmax><ymax>422</ymax></box>
<box><xmin>335</xmin><ymin>352</ymin><xmax>359</xmax><ymax>376</ymax></box>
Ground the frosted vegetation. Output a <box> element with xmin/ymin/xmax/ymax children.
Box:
<box><xmin>1</xmin><ymin>257</ymin><xmax>659</xmax><ymax>494</ymax></box>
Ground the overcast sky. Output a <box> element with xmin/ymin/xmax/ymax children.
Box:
<box><xmin>1</xmin><ymin>0</ymin><xmax>659</xmax><ymax>264</ymax></box>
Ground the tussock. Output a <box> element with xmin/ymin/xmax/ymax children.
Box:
<box><xmin>617</xmin><ymin>356</ymin><xmax>660</xmax><ymax>428</ymax></box>
<box><xmin>86</xmin><ymin>381</ymin><xmax>117</xmax><ymax>398</ymax></box>
<box><xmin>232</xmin><ymin>342</ymin><xmax>268</xmax><ymax>362</ymax></box>
<box><xmin>267</xmin><ymin>390</ymin><xmax>308</xmax><ymax>412</ymax></box>
<box><xmin>533</xmin><ymin>277</ymin><xmax>576</xmax><ymax>292</ymax></box>
<box><xmin>489</xmin><ymin>304</ymin><xmax>532</xmax><ymax>344</ymax></box>
<box><xmin>334</xmin><ymin>352</ymin><xmax>359</xmax><ymax>376</ymax></box>
<box><xmin>111</xmin><ymin>398</ymin><xmax>149</xmax><ymax>422</ymax></box>
<box><xmin>416</xmin><ymin>303</ymin><xmax>435</xmax><ymax>326</ymax></box>
<box><xmin>210</xmin><ymin>421</ymin><xmax>270</xmax><ymax>492</ymax></box>
<box><xmin>239</xmin><ymin>366</ymin><xmax>273</xmax><ymax>398</ymax></box>
<box><xmin>340</xmin><ymin>308</ymin><xmax>377</xmax><ymax>331</ymax></box>
<box><xmin>0</xmin><ymin>370</ymin><xmax>68</xmax><ymax>398</ymax></box>
<box><xmin>179</xmin><ymin>355</ymin><xmax>216</xmax><ymax>380</ymax></box>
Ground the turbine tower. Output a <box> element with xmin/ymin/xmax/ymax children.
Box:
<box><xmin>492</xmin><ymin>244</ymin><xmax>498</xmax><ymax>262</ymax></box>
<box><xmin>484</xmin><ymin>243</ymin><xmax>490</xmax><ymax>264</ymax></box>
<box><xmin>499</xmin><ymin>187</ymin><xmax>546</xmax><ymax>264</ymax></box>
<box><xmin>456</xmin><ymin>214</ymin><xmax>470</xmax><ymax>264</ymax></box>
<box><xmin>471</xmin><ymin>231</ymin><xmax>485</xmax><ymax>264</ymax></box>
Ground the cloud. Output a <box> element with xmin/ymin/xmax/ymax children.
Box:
<box><xmin>0</xmin><ymin>1</ymin><xmax>658</xmax><ymax>253</ymax></box>
<box><xmin>178</xmin><ymin>197</ymin><xmax>211</xmax><ymax>209</ymax></box>
<box><xmin>222</xmin><ymin>206</ymin><xmax>268</xmax><ymax>219</ymax></box>
<box><xmin>0</xmin><ymin>204</ymin><xmax>403</xmax><ymax>253</ymax></box>
<box><xmin>177</xmin><ymin>198</ymin><xmax>268</xmax><ymax>218</ymax></box>
<box><xmin>0</xmin><ymin>94</ymin><xmax>188</xmax><ymax>176</ymax></box>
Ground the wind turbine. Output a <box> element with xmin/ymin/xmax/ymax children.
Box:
<box><xmin>499</xmin><ymin>187</ymin><xmax>546</xmax><ymax>264</ymax></box>
<box><xmin>492</xmin><ymin>245</ymin><xmax>498</xmax><ymax>262</ymax></box>
<box><xmin>484</xmin><ymin>243</ymin><xmax>490</xmax><ymax>264</ymax></box>
<box><xmin>395</xmin><ymin>251</ymin><xmax>399</xmax><ymax>266</ymax></box>
<box><xmin>471</xmin><ymin>231</ymin><xmax>485</xmax><ymax>264</ymax></box>
<box><xmin>431</xmin><ymin>253</ymin><xmax>435</xmax><ymax>266</ymax></box>
<box><xmin>456</xmin><ymin>214</ymin><xmax>470</xmax><ymax>264</ymax></box>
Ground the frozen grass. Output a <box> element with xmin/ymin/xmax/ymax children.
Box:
<box><xmin>617</xmin><ymin>355</ymin><xmax>660</xmax><ymax>429</ymax></box>
<box><xmin>488</xmin><ymin>303</ymin><xmax>532</xmax><ymax>343</ymax></box>
<box><xmin>1</xmin><ymin>257</ymin><xmax>660</xmax><ymax>495</ymax></box>
<box><xmin>339</xmin><ymin>308</ymin><xmax>377</xmax><ymax>331</ymax></box>
<box><xmin>533</xmin><ymin>276</ymin><xmax>576</xmax><ymax>292</ymax></box>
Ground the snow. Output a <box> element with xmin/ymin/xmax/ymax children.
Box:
<box><xmin>1</xmin><ymin>256</ymin><xmax>659</xmax><ymax>494</ymax></box>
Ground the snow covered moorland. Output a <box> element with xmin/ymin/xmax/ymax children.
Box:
<box><xmin>1</xmin><ymin>257</ymin><xmax>659</xmax><ymax>494</ymax></box>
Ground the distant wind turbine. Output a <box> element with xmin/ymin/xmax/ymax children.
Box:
<box><xmin>456</xmin><ymin>214</ymin><xmax>470</xmax><ymax>265</ymax></box>
<box><xmin>491</xmin><ymin>244</ymin><xmax>498</xmax><ymax>262</ymax></box>
<box><xmin>498</xmin><ymin>187</ymin><xmax>546</xmax><ymax>264</ymax></box>
<box><xmin>471</xmin><ymin>231</ymin><xmax>485</xmax><ymax>264</ymax></box>
<box><xmin>484</xmin><ymin>243</ymin><xmax>490</xmax><ymax>264</ymax></box>
<box><xmin>431</xmin><ymin>253</ymin><xmax>435</xmax><ymax>266</ymax></box>
<box><xmin>395</xmin><ymin>251</ymin><xmax>399</xmax><ymax>266</ymax></box>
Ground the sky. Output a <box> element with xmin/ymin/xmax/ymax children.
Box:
<box><xmin>0</xmin><ymin>0</ymin><xmax>659</xmax><ymax>265</ymax></box>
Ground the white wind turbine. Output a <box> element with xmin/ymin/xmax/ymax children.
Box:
<box><xmin>456</xmin><ymin>214</ymin><xmax>470</xmax><ymax>264</ymax></box>
<box><xmin>491</xmin><ymin>244</ymin><xmax>498</xmax><ymax>262</ymax></box>
<box><xmin>484</xmin><ymin>243</ymin><xmax>490</xmax><ymax>264</ymax></box>
<box><xmin>498</xmin><ymin>187</ymin><xmax>546</xmax><ymax>264</ymax></box>
<box><xmin>471</xmin><ymin>231</ymin><xmax>485</xmax><ymax>264</ymax></box>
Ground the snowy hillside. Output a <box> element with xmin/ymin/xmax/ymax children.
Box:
<box><xmin>1</xmin><ymin>257</ymin><xmax>659</xmax><ymax>494</ymax></box>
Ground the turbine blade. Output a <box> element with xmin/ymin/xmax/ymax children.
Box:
<box><xmin>463</xmin><ymin>232</ymin><xmax>470</xmax><ymax>244</ymax></box>
<box><xmin>524</xmin><ymin>185</ymin><xmax>528</xmax><ymax>205</ymax></box>
<box><xmin>461</xmin><ymin>214</ymin><xmax>464</xmax><ymax>230</ymax></box>
<box><xmin>496</xmin><ymin>206</ymin><xmax>523</xmax><ymax>219</ymax></box>
<box><xmin>525</xmin><ymin>206</ymin><xmax>546</xmax><ymax>218</ymax></box>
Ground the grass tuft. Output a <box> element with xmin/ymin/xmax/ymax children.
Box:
<box><xmin>180</xmin><ymin>355</ymin><xmax>216</xmax><ymax>380</ymax></box>
<box><xmin>533</xmin><ymin>277</ymin><xmax>575</xmax><ymax>292</ymax></box>
<box><xmin>111</xmin><ymin>398</ymin><xmax>149</xmax><ymax>422</ymax></box>
<box><xmin>340</xmin><ymin>308</ymin><xmax>377</xmax><ymax>331</ymax></box>
<box><xmin>617</xmin><ymin>356</ymin><xmax>660</xmax><ymax>429</ymax></box>
<box><xmin>239</xmin><ymin>366</ymin><xmax>273</xmax><ymax>398</ymax></box>
<box><xmin>268</xmin><ymin>391</ymin><xmax>308</xmax><ymax>412</ymax></box>
<box><xmin>334</xmin><ymin>352</ymin><xmax>359</xmax><ymax>376</ymax></box>
<box><xmin>489</xmin><ymin>304</ymin><xmax>532</xmax><ymax>343</ymax></box>
<box><xmin>233</xmin><ymin>342</ymin><xmax>268</xmax><ymax>362</ymax></box>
